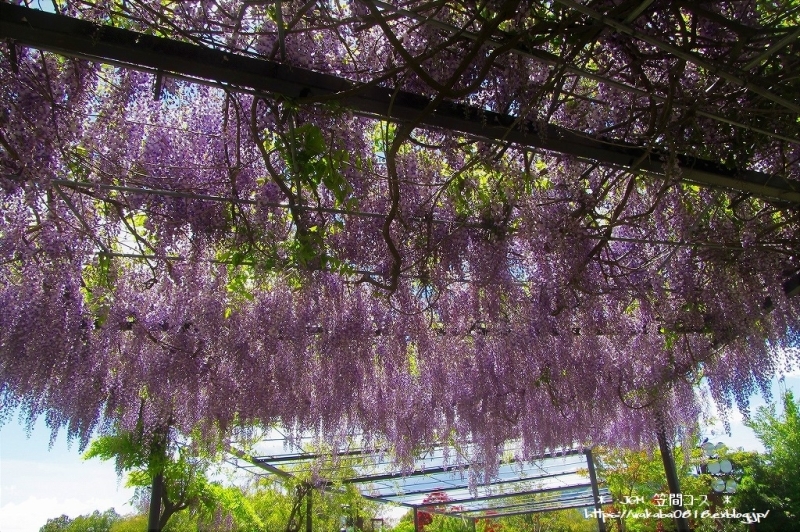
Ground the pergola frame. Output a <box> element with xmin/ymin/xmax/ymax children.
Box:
<box><xmin>2</xmin><ymin>3</ymin><xmax>798</xmax><ymax>300</ymax></box>
<box><xmin>2</xmin><ymin>5</ymin><xmax>797</xmax><ymax>532</ymax></box>
<box><xmin>229</xmin><ymin>439</ymin><xmax>610</xmax><ymax>531</ymax></box>
<box><xmin>2</xmin><ymin>3</ymin><xmax>799</xmax><ymax>206</ymax></box>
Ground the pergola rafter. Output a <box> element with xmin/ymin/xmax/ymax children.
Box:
<box><xmin>229</xmin><ymin>436</ymin><xmax>610</xmax><ymax>528</ymax></box>
<box><xmin>2</xmin><ymin>3</ymin><xmax>799</xmax><ymax>205</ymax></box>
<box><xmin>2</xmin><ymin>4</ymin><xmax>799</xmax><ymax>531</ymax></box>
<box><xmin>553</xmin><ymin>0</ymin><xmax>800</xmax><ymax>114</ymax></box>
<box><xmin>369</xmin><ymin>0</ymin><xmax>800</xmax><ymax>147</ymax></box>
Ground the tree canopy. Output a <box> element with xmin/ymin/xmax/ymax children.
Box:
<box><xmin>1</xmin><ymin>0</ymin><xmax>799</xmax><ymax>472</ymax></box>
<box><xmin>744</xmin><ymin>390</ymin><xmax>800</xmax><ymax>525</ymax></box>
<box><xmin>39</xmin><ymin>509</ymin><xmax>121</xmax><ymax>532</ymax></box>
<box><xmin>83</xmin><ymin>428</ymin><xmax>258</xmax><ymax>529</ymax></box>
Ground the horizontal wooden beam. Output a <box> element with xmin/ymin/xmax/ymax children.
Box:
<box><xmin>2</xmin><ymin>4</ymin><xmax>799</xmax><ymax>204</ymax></box>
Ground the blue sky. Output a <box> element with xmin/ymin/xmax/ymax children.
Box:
<box><xmin>0</xmin><ymin>417</ymin><xmax>135</xmax><ymax>532</ymax></box>
<box><xmin>702</xmin><ymin>372</ymin><xmax>800</xmax><ymax>452</ymax></box>
<box><xmin>2</xmin><ymin>374</ymin><xmax>798</xmax><ymax>532</ymax></box>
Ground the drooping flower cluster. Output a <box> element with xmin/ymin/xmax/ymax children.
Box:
<box><xmin>1</xmin><ymin>0</ymin><xmax>798</xmax><ymax>472</ymax></box>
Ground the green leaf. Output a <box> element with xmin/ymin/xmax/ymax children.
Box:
<box><xmin>294</xmin><ymin>123</ymin><xmax>326</xmax><ymax>162</ymax></box>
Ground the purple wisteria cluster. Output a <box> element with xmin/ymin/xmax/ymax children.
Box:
<box><xmin>1</xmin><ymin>0</ymin><xmax>799</xmax><ymax>472</ymax></box>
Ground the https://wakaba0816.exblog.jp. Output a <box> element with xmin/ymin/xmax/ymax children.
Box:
<box><xmin>584</xmin><ymin>493</ymin><xmax>770</xmax><ymax>525</ymax></box>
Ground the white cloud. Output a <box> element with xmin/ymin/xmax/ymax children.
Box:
<box><xmin>0</xmin><ymin>456</ymin><xmax>135</xmax><ymax>532</ymax></box>
<box><xmin>0</xmin><ymin>496</ymin><xmax>132</xmax><ymax>532</ymax></box>
<box><xmin>703</xmin><ymin>417</ymin><xmax>765</xmax><ymax>453</ymax></box>
<box><xmin>2</xmin><ymin>458</ymin><xmax>135</xmax><ymax>502</ymax></box>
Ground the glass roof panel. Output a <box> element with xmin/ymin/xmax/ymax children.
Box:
<box><xmin>229</xmin><ymin>430</ymin><xmax>611</xmax><ymax>518</ymax></box>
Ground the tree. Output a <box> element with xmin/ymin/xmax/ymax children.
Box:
<box><xmin>243</xmin><ymin>449</ymin><xmax>382</xmax><ymax>532</ymax></box>
<box><xmin>39</xmin><ymin>515</ymin><xmax>73</xmax><ymax>532</ymax></box>
<box><xmin>1</xmin><ymin>0</ymin><xmax>799</xmax><ymax>482</ymax></box>
<box><xmin>66</xmin><ymin>509</ymin><xmax>121</xmax><ymax>532</ymax></box>
<box><xmin>482</xmin><ymin>509</ymin><xmax>597</xmax><ymax>532</ymax></box>
<box><xmin>392</xmin><ymin>509</ymin><xmax>471</xmax><ymax>532</ymax></box>
<box><xmin>84</xmin><ymin>428</ymin><xmax>261</xmax><ymax>531</ymax></box>
<box><xmin>391</xmin><ymin>508</ymin><xmax>598</xmax><ymax>532</ymax></box>
<box><xmin>744</xmin><ymin>391</ymin><xmax>800</xmax><ymax>527</ymax></box>
<box><xmin>596</xmin><ymin>432</ymin><xmax>800</xmax><ymax>532</ymax></box>
<box><xmin>596</xmin><ymin>442</ymin><xmax>746</xmax><ymax>532</ymax></box>
<box><xmin>109</xmin><ymin>514</ymin><xmax>149</xmax><ymax>532</ymax></box>
<box><xmin>39</xmin><ymin>509</ymin><xmax>121</xmax><ymax>532</ymax></box>
<box><xmin>721</xmin><ymin>450</ymin><xmax>794</xmax><ymax>532</ymax></box>
<box><xmin>422</xmin><ymin>515</ymin><xmax>472</xmax><ymax>532</ymax></box>
<box><xmin>39</xmin><ymin>474</ymin><xmax>372</xmax><ymax>532</ymax></box>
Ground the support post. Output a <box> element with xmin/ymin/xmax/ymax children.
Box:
<box><xmin>584</xmin><ymin>448</ymin><xmax>607</xmax><ymax>532</ymax></box>
<box><xmin>305</xmin><ymin>485</ymin><xmax>312</xmax><ymax>532</ymax></box>
<box><xmin>153</xmin><ymin>70</ymin><xmax>164</xmax><ymax>100</ymax></box>
<box><xmin>413</xmin><ymin>507</ymin><xmax>419</xmax><ymax>532</ymax></box>
<box><xmin>148</xmin><ymin>471</ymin><xmax>163</xmax><ymax>532</ymax></box>
<box><xmin>5</xmin><ymin>38</ymin><xmax>17</xmax><ymax>74</ymax></box>
<box><xmin>657</xmin><ymin>428</ymin><xmax>692</xmax><ymax>532</ymax></box>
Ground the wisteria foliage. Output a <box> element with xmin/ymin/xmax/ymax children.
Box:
<box><xmin>1</xmin><ymin>0</ymin><xmax>799</xmax><ymax>470</ymax></box>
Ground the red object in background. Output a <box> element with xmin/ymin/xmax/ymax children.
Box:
<box><xmin>417</xmin><ymin>511</ymin><xmax>433</xmax><ymax>527</ymax></box>
<box><xmin>418</xmin><ymin>491</ymin><xmax>450</xmax><ymax>530</ymax></box>
<box><xmin>479</xmin><ymin>509</ymin><xmax>503</xmax><ymax>532</ymax></box>
<box><xmin>418</xmin><ymin>491</ymin><xmax>457</xmax><ymax>531</ymax></box>
<box><xmin>418</xmin><ymin>491</ymin><xmax>504</xmax><ymax>531</ymax></box>
<box><xmin>417</xmin><ymin>491</ymin><xmax>473</xmax><ymax>530</ymax></box>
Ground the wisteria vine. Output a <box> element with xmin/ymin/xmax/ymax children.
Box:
<box><xmin>1</xmin><ymin>0</ymin><xmax>799</xmax><ymax>472</ymax></box>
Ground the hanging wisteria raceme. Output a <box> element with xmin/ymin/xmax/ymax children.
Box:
<box><xmin>1</xmin><ymin>0</ymin><xmax>799</xmax><ymax>472</ymax></box>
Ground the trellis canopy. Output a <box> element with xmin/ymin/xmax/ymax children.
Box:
<box><xmin>229</xmin><ymin>431</ymin><xmax>610</xmax><ymax>522</ymax></box>
<box><xmin>1</xmin><ymin>0</ymin><xmax>799</xmax><ymax>473</ymax></box>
